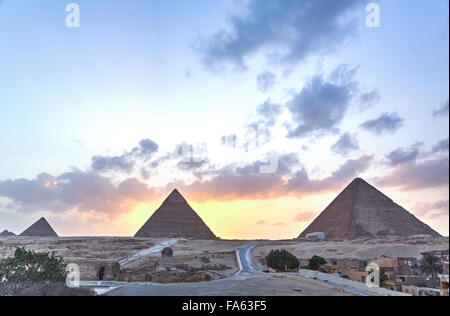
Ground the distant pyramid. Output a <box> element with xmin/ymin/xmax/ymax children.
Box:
<box><xmin>299</xmin><ymin>178</ymin><xmax>441</xmax><ymax>239</ymax></box>
<box><xmin>135</xmin><ymin>189</ymin><xmax>217</xmax><ymax>240</ymax></box>
<box><xmin>0</xmin><ymin>230</ymin><xmax>16</xmax><ymax>237</ymax></box>
<box><xmin>20</xmin><ymin>217</ymin><xmax>58</xmax><ymax>237</ymax></box>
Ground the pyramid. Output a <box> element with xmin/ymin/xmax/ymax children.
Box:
<box><xmin>135</xmin><ymin>189</ymin><xmax>217</xmax><ymax>240</ymax></box>
<box><xmin>299</xmin><ymin>178</ymin><xmax>442</xmax><ymax>239</ymax></box>
<box><xmin>0</xmin><ymin>230</ymin><xmax>16</xmax><ymax>237</ymax></box>
<box><xmin>20</xmin><ymin>217</ymin><xmax>58</xmax><ymax>237</ymax></box>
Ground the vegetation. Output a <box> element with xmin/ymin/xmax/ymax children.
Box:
<box><xmin>420</xmin><ymin>254</ymin><xmax>443</xmax><ymax>288</ymax></box>
<box><xmin>307</xmin><ymin>255</ymin><xmax>327</xmax><ymax>271</ymax></box>
<box><xmin>265</xmin><ymin>249</ymin><xmax>300</xmax><ymax>272</ymax></box>
<box><xmin>0</xmin><ymin>247</ymin><xmax>94</xmax><ymax>296</ymax></box>
<box><xmin>0</xmin><ymin>247</ymin><xmax>67</xmax><ymax>285</ymax></box>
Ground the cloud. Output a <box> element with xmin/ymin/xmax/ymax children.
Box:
<box><xmin>91</xmin><ymin>155</ymin><xmax>135</xmax><ymax>173</ymax></box>
<box><xmin>386</xmin><ymin>143</ymin><xmax>422</xmax><ymax>166</ymax></box>
<box><xmin>433</xmin><ymin>100</ymin><xmax>449</xmax><ymax>118</ymax></box>
<box><xmin>412</xmin><ymin>200</ymin><xmax>449</xmax><ymax>220</ymax></box>
<box><xmin>0</xmin><ymin>170</ymin><xmax>156</xmax><ymax>216</ymax></box>
<box><xmin>91</xmin><ymin>139</ymin><xmax>158</xmax><ymax>173</ymax></box>
<box><xmin>256</xmin><ymin>220</ymin><xmax>268</xmax><ymax>225</ymax></box>
<box><xmin>293</xmin><ymin>211</ymin><xmax>317</xmax><ymax>222</ymax></box>
<box><xmin>286</xmin><ymin>64</ymin><xmax>359</xmax><ymax>138</ymax></box>
<box><xmin>374</xmin><ymin>157</ymin><xmax>449</xmax><ymax>191</ymax></box>
<box><xmin>359</xmin><ymin>113</ymin><xmax>404</xmax><ymax>135</ymax></box>
<box><xmin>287</xmin><ymin>155</ymin><xmax>373</xmax><ymax>193</ymax></box>
<box><xmin>272</xmin><ymin>222</ymin><xmax>286</xmax><ymax>227</ymax></box>
<box><xmin>359</xmin><ymin>89</ymin><xmax>381</xmax><ymax>110</ymax></box>
<box><xmin>257</xmin><ymin>71</ymin><xmax>277</xmax><ymax>92</ymax></box>
<box><xmin>432</xmin><ymin>138</ymin><xmax>449</xmax><ymax>154</ymax></box>
<box><xmin>256</xmin><ymin>100</ymin><xmax>282</xmax><ymax>127</ymax></box>
<box><xmin>331</xmin><ymin>132</ymin><xmax>359</xmax><ymax>156</ymax></box>
<box><xmin>194</xmin><ymin>0</ymin><xmax>363</xmax><ymax>72</ymax></box>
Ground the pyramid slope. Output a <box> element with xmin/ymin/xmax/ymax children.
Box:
<box><xmin>299</xmin><ymin>178</ymin><xmax>441</xmax><ymax>239</ymax></box>
<box><xmin>0</xmin><ymin>230</ymin><xmax>16</xmax><ymax>237</ymax></box>
<box><xmin>135</xmin><ymin>189</ymin><xmax>217</xmax><ymax>240</ymax></box>
<box><xmin>20</xmin><ymin>217</ymin><xmax>58</xmax><ymax>237</ymax></box>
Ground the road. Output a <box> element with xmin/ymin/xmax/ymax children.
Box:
<box><xmin>105</xmin><ymin>242</ymin><xmax>351</xmax><ymax>296</ymax></box>
<box><xmin>236</xmin><ymin>242</ymin><xmax>259</xmax><ymax>273</ymax></box>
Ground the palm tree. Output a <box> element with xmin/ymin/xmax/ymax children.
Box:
<box><xmin>420</xmin><ymin>254</ymin><xmax>442</xmax><ymax>288</ymax></box>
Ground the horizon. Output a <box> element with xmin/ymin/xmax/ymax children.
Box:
<box><xmin>0</xmin><ymin>0</ymin><xmax>449</xmax><ymax>239</ymax></box>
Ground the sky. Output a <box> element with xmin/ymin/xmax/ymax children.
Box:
<box><xmin>0</xmin><ymin>0</ymin><xmax>448</xmax><ymax>239</ymax></box>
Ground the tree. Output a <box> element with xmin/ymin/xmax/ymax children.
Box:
<box><xmin>420</xmin><ymin>254</ymin><xmax>442</xmax><ymax>288</ymax></box>
<box><xmin>0</xmin><ymin>247</ymin><xmax>67</xmax><ymax>285</ymax></box>
<box><xmin>265</xmin><ymin>249</ymin><xmax>299</xmax><ymax>272</ymax></box>
<box><xmin>307</xmin><ymin>255</ymin><xmax>327</xmax><ymax>271</ymax></box>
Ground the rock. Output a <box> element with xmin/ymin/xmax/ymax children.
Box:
<box><xmin>161</xmin><ymin>247</ymin><xmax>174</xmax><ymax>257</ymax></box>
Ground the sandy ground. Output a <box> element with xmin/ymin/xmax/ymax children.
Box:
<box><xmin>253</xmin><ymin>236</ymin><xmax>449</xmax><ymax>268</ymax></box>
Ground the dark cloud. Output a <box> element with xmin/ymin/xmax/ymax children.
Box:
<box><xmin>91</xmin><ymin>139</ymin><xmax>158</xmax><ymax>172</ymax></box>
<box><xmin>287</xmin><ymin>155</ymin><xmax>373</xmax><ymax>193</ymax></box>
<box><xmin>257</xmin><ymin>71</ymin><xmax>277</xmax><ymax>92</ymax></box>
<box><xmin>386</xmin><ymin>143</ymin><xmax>422</xmax><ymax>166</ymax></box>
<box><xmin>91</xmin><ymin>154</ymin><xmax>135</xmax><ymax>173</ymax></box>
<box><xmin>286</xmin><ymin>64</ymin><xmax>359</xmax><ymax>138</ymax></box>
<box><xmin>179</xmin><ymin>154</ymin><xmax>372</xmax><ymax>202</ymax></box>
<box><xmin>0</xmin><ymin>170</ymin><xmax>156</xmax><ymax>216</ymax></box>
<box><xmin>138</xmin><ymin>139</ymin><xmax>159</xmax><ymax>156</ymax></box>
<box><xmin>359</xmin><ymin>89</ymin><xmax>381</xmax><ymax>110</ymax></box>
<box><xmin>331</xmin><ymin>132</ymin><xmax>359</xmax><ymax>156</ymax></box>
<box><xmin>433</xmin><ymin>100</ymin><xmax>449</xmax><ymax>118</ymax></box>
<box><xmin>359</xmin><ymin>113</ymin><xmax>404</xmax><ymax>135</ymax></box>
<box><xmin>374</xmin><ymin>157</ymin><xmax>449</xmax><ymax>191</ymax></box>
<box><xmin>194</xmin><ymin>0</ymin><xmax>363</xmax><ymax>72</ymax></box>
<box><xmin>432</xmin><ymin>138</ymin><xmax>449</xmax><ymax>154</ymax></box>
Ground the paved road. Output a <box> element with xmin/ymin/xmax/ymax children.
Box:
<box><xmin>236</xmin><ymin>242</ymin><xmax>259</xmax><ymax>273</ymax></box>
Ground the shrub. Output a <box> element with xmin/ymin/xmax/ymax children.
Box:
<box><xmin>307</xmin><ymin>255</ymin><xmax>327</xmax><ymax>271</ymax></box>
<box><xmin>0</xmin><ymin>247</ymin><xmax>67</xmax><ymax>285</ymax></box>
<box><xmin>265</xmin><ymin>249</ymin><xmax>299</xmax><ymax>272</ymax></box>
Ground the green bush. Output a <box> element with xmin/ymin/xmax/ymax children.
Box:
<box><xmin>307</xmin><ymin>255</ymin><xmax>327</xmax><ymax>271</ymax></box>
<box><xmin>265</xmin><ymin>249</ymin><xmax>299</xmax><ymax>272</ymax></box>
<box><xmin>0</xmin><ymin>247</ymin><xmax>67</xmax><ymax>285</ymax></box>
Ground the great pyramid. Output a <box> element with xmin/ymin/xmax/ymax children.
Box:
<box><xmin>0</xmin><ymin>230</ymin><xmax>16</xmax><ymax>237</ymax></box>
<box><xmin>299</xmin><ymin>178</ymin><xmax>441</xmax><ymax>239</ymax></box>
<box><xmin>135</xmin><ymin>189</ymin><xmax>217</xmax><ymax>240</ymax></box>
<box><xmin>20</xmin><ymin>217</ymin><xmax>58</xmax><ymax>237</ymax></box>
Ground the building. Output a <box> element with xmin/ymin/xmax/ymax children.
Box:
<box><xmin>440</xmin><ymin>276</ymin><xmax>449</xmax><ymax>296</ymax></box>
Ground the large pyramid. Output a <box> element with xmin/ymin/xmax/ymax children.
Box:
<box><xmin>135</xmin><ymin>189</ymin><xmax>217</xmax><ymax>240</ymax></box>
<box><xmin>299</xmin><ymin>178</ymin><xmax>441</xmax><ymax>239</ymax></box>
<box><xmin>20</xmin><ymin>217</ymin><xmax>58</xmax><ymax>237</ymax></box>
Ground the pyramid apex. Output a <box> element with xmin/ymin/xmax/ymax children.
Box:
<box><xmin>165</xmin><ymin>189</ymin><xmax>186</xmax><ymax>203</ymax></box>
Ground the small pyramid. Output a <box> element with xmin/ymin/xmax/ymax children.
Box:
<box><xmin>299</xmin><ymin>178</ymin><xmax>442</xmax><ymax>239</ymax></box>
<box><xmin>20</xmin><ymin>217</ymin><xmax>58</xmax><ymax>237</ymax></box>
<box><xmin>135</xmin><ymin>189</ymin><xmax>217</xmax><ymax>240</ymax></box>
<box><xmin>0</xmin><ymin>230</ymin><xmax>16</xmax><ymax>237</ymax></box>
